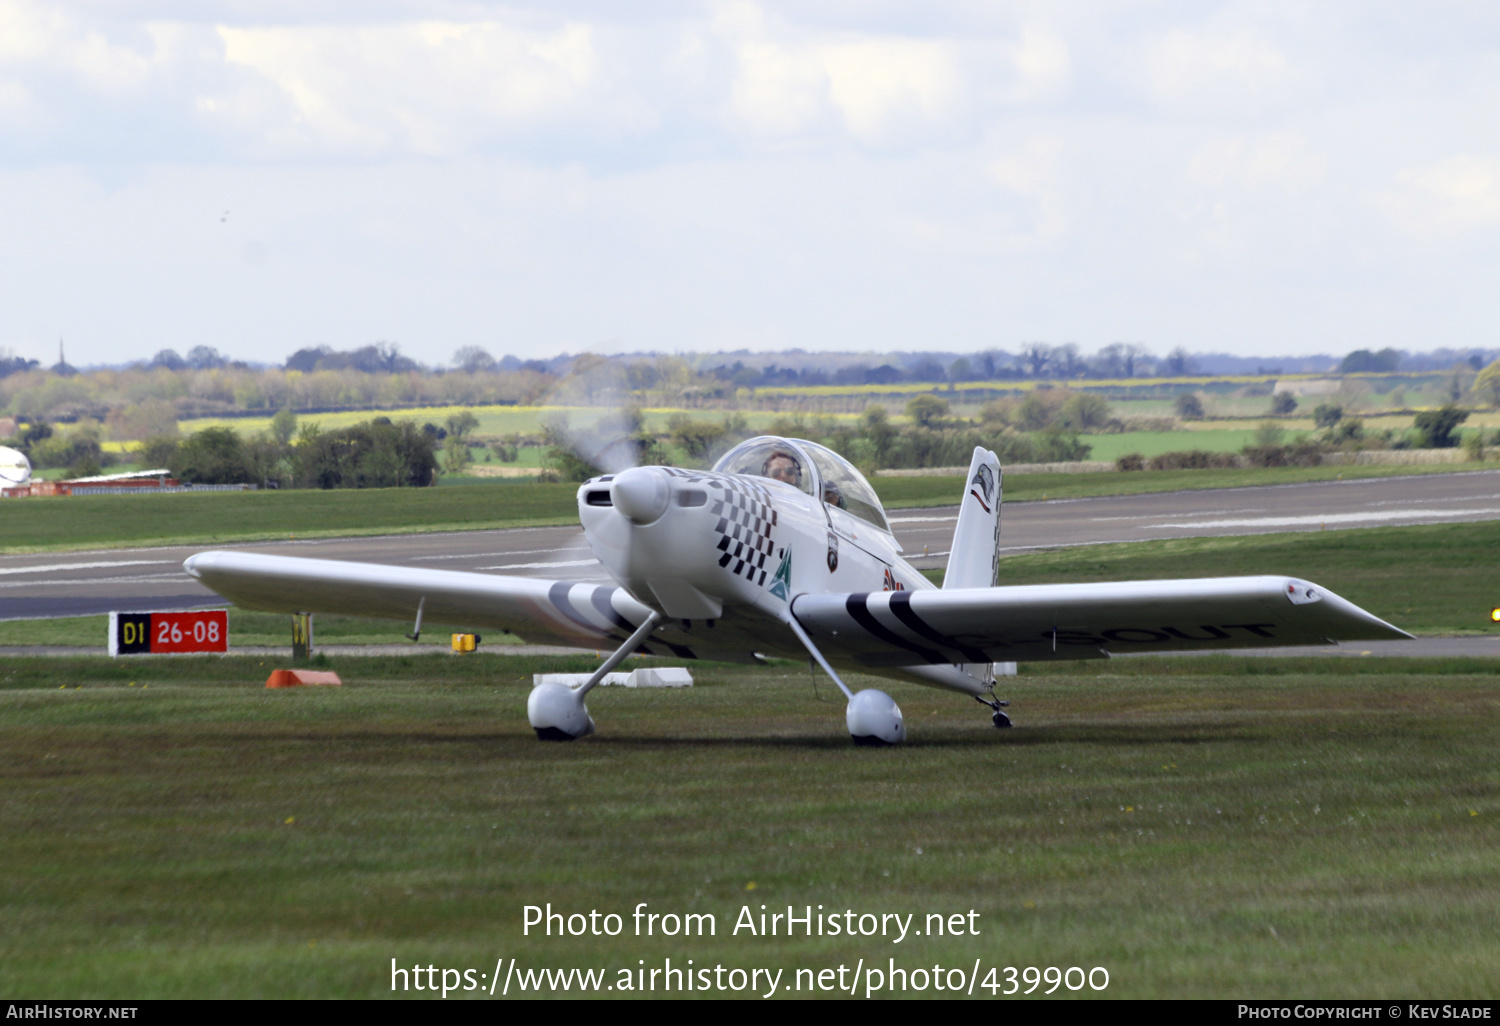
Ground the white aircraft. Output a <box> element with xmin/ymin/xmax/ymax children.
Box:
<box><xmin>184</xmin><ymin>438</ymin><xmax>1408</xmax><ymax>745</ymax></box>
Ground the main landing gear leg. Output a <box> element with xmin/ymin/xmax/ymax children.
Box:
<box><xmin>784</xmin><ymin>616</ymin><xmax>905</xmax><ymax>746</ymax></box>
<box><xmin>975</xmin><ymin>692</ymin><xmax>1012</xmax><ymax>729</ymax></box>
<box><xmin>527</xmin><ymin>612</ymin><xmax>663</xmax><ymax>741</ymax></box>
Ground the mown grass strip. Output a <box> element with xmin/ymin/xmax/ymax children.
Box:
<box><xmin>0</xmin><ymin>481</ymin><xmax>584</xmax><ymax>553</ymax></box>
<box><xmin>875</xmin><ymin>461</ymin><xmax>1498</xmax><ymax>508</ymax></box>
<box><xmin>2</xmin><ymin>460</ymin><xmax>1496</xmax><ymax>554</ymax></box>
<box><xmin>0</xmin><ymin>609</ymin><xmax>527</xmax><ymax>649</ymax></box>
<box><xmin>1</xmin><ymin>655</ymin><xmax>1496</xmax><ymax>997</ymax></box>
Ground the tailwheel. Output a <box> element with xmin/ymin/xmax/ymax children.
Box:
<box><xmin>976</xmin><ymin>693</ymin><xmax>1012</xmax><ymax>729</ymax></box>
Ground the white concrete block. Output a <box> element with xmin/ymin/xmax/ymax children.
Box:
<box><xmin>532</xmin><ymin>672</ymin><xmax>630</xmax><ymax>688</ymax></box>
<box><xmin>627</xmin><ymin>667</ymin><xmax>694</xmax><ymax>688</ymax></box>
<box><xmin>531</xmin><ymin>668</ymin><xmax>693</xmax><ymax>688</ymax></box>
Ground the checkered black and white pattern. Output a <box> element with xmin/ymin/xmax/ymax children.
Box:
<box><xmin>708</xmin><ymin>477</ymin><xmax>778</xmax><ymax>587</ymax></box>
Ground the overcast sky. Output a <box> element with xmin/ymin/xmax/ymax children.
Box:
<box><xmin>1</xmin><ymin>1</ymin><xmax>1497</xmax><ymax>367</ymax></box>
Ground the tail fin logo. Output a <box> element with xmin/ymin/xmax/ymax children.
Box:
<box><xmin>969</xmin><ymin>463</ymin><xmax>996</xmax><ymax>513</ymax></box>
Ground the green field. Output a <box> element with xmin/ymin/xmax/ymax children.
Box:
<box><xmin>873</xmin><ymin>460</ymin><xmax>1494</xmax><ymax>509</ymax></box>
<box><xmin>1</xmin><ymin>652</ymin><xmax>1496</xmax><ymax>997</ymax></box>
<box><xmin>0</xmin><ymin>481</ymin><xmax>584</xmax><ymax>552</ymax></box>
<box><xmin>1</xmin><ymin>460</ymin><xmax>1495</xmax><ymax>553</ymax></box>
<box><xmin>1076</xmin><ymin>428</ymin><xmax>1268</xmax><ymax>462</ymax></box>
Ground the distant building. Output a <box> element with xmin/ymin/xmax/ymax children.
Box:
<box><xmin>1</xmin><ymin>468</ymin><xmax>179</xmax><ymax>498</ymax></box>
<box><xmin>51</xmin><ymin>337</ymin><xmax>78</xmax><ymax>377</ymax></box>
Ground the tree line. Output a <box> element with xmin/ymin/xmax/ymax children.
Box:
<box><xmin>6</xmin><ymin>342</ymin><xmax>1500</xmax><ymax>430</ymax></box>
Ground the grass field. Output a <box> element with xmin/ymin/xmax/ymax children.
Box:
<box><xmin>1078</xmin><ymin>428</ymin><xmax>1274</xmax><ymax>461</ymax></box>
<box><xmin>2</xmin><ymin>460</ymin><xmax>1496</xmax><ymax>553</ymax></box>
<box><xmin>872</xmin><ymin>460</ymin><xmax>1497</xmax><ymax>509</ymax></box>
<box><xmin>0</xmin><ymin>481</ymin><xmax>584</xmax><ymax>552</ymax></box>
<box><xmin>1</xmin><ymin>652</ymin><xmax>1496</xmax><ymax>998</ymax></box>
<box><xmin>0</xmin><ymin>609</ymin><xmax>528</xmax><ymax>649</ymax></box>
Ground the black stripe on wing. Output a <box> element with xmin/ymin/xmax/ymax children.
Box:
<box><xmin>548</xmin><ymin>581</ymin><xmax>622</xmax><ymax>643</ymax></box>
<box><xmin>590</xmin><ymin>586</ymin><xmax>637</xmax><ymax>633</ymax></box>
<box><xmin>842</xmin><ymin>593</ymin><xmax>946</xmax><ymax>664</ymax></box>
<box><xmin>887</xmin><ymin>591</ymin><xmax>992</xmax><ymax>662</ymax></box>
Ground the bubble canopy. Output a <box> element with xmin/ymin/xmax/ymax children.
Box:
<box><xmin>712</xmin><ymin>436</ymin><xmax>890</xmax><ymax>532</ymax></box>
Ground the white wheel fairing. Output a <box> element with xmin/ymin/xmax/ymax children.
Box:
<box><xmin>846</xmin><ymin>688</ymin><xmax>905</xmax><ymax>746</ymax></box>
<box><xmin>527</xmin><ymin>682</ymin><xmax>596</xmax><ymax>741</ymax></box>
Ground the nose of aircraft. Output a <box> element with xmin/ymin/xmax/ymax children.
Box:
<box><xmin>610</xmin><ymin>466</ymin><xmax>671</xmax><ymax>524</ymax></box>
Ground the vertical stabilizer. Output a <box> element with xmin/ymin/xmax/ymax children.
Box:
<box><xmin>944</xmin><ymin>447</ymin><xmax>1001</xmax><ymax>590</ymax></box>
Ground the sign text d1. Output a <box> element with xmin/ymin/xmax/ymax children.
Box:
<box><xmin>109</xmin><ymin>610</ymin><xmax>229</xmax><ymax>656</ymax></box>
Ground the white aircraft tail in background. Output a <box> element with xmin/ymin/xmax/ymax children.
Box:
<box><xmin>943</xmin><ymin>447</ymin><xmax>1002</xmax><ymax>591</ymax></box>
<box><xmin>929</xmin><ymin>446</ymin><xmax>1009</xmax><ymax>710</ymax></box>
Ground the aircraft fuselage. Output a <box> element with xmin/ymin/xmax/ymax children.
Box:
<box><xmin>577</xmin><ymin>465</ymin><xmax>990</xmax><ymax>696</ymax></box>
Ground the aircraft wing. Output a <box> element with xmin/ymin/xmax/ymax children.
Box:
<box><xmin>791</xmin><ymin>576</ymin><xmax>1411</xmax><ymax>666</ymax></box>
<box><xmin>182</xmin><ymin>550</ymin><xmax>676</xmax><ymax>653</ymax></box>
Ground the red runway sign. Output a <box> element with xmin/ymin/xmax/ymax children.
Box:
<box><xmin>109</xmin><ymin>610</ymin><xmax>229</xmax><ymax>656</ymax></box>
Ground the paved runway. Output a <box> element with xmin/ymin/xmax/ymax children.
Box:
<box><xmin>5</xmin><ymin>469</ymin><xmax>1500</xmax><ymax>621</ymax></box>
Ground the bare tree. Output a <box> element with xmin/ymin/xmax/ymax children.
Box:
<box><xmin>186</xmin><ymin>346</ymin><xmax>227</xmax><ymax>370</ymax></box>
<box><xmin>1052</xmin><ymin>343</ymin><xmax>1083</xmax><ymax>377</ymax></box>
<box><xmin>376</xmin><ymin>341</ymin><xmax>404</xmax><ymax>373</ymax></box>
<box><xmin>1020</xmin><ymin>342</ymin><xmax>1053</xmax><ymax>378</ymax></box>
<box><xmin>1093</xmin><ymin>344</ymin><xmax>1128</xmax><ymax>378</ymax></box>
<box><xmin>1166</xmin><ymin>347</ymin><xmax>1195</xmax><ymax>375</ymax></box>
<box><xmin>453</xmin><ymin>346</ymin><xmax>494</xmax><ymax>373</ymax></box>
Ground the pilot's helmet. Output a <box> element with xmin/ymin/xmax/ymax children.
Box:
<box><xmin>761</xmin><ymin>450</ymin><xmax>802</xmax><ymax>487</ymax></box>
<box><xmin>822</xmin><ymin>478</ymin><xmax>846</xmax><ymax>508</ymax></box>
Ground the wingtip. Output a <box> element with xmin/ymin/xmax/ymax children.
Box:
<box><xmin>182</xmin><ymin>550</ymin><xmax>220</xmax><ymax>578</ymax></box>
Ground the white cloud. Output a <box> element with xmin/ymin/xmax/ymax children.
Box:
<box><xmin>1008</xmin><ymin>25</ymin><xmax>1071</xmax><ymax>103</ymax></box>
<box><xmin>722</xmin><ymin>8</ymin><xmax>966</xmax><ymax>145</ymax></box>
<box><xmin>1386</xmin><ymin>156</ymin><xmax>1500</xmax><ymax>235</ymax></box>
<box><xmin>214</xmin><ymin>20</ymin><xmax>608</xmax><ymax>157</ymax></box>
<box><xmin>989</xmin><ymin>136</ymin><xmax>1070</xmax><ymax>245</ymax></box>
<box><xmin>720</xmin><ymin>3</ymin><xmax>1063</xmax><ymax>147</ymax></box>
<box><xmin>822</xmin><ymin>38</ymin><xmax>960</xmax><ymax>143</ymax></box>
<box><xmin>1144</xmin><ymin>23</ymin><xmax>1298</xmax><ymax>113</ymax></box>
<box><xmin>1188</xmin><ymin>132</ymin><xmax>1324</xmax><ymax>191</ymax></box>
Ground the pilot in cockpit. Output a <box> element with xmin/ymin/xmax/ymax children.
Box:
<box><xmin>762</xmin><ymin>451</ymin><xmax>803</xmax><ymax>488</ymax></box>
<box><xmin>822</xmin><ymin>478</ymin><xmax>846</xmax><ymax>509</ymax></box>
